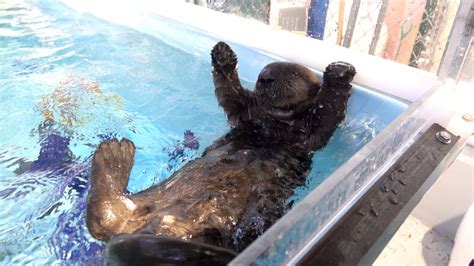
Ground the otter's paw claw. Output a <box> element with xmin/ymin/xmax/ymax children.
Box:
<box><xmin>92</xmin><ymin>138</ymin><xmax>135</xmax><ymax>188</ymax></box>
<box><xmin>211</xmin><ymin>41</ymin><xmax>238</xmax><ymax>73</ymax></box>
<box><xmin>325</xmin><ymin>61</ymin><xmax>356</xmax><ymax>83</ymax></box>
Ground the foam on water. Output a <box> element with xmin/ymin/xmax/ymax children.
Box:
<box><xmin>0</xmin><ymin>0</ymin><xmax>407</xmax><ymax>264</ymax></box>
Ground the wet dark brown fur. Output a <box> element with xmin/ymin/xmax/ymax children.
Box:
<box><xmin>86</xmin><ymin>42</ymin><xmax>356</xmax><ymax>254</ymax></box>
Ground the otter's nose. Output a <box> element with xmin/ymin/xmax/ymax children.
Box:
<box><xmin>258</xmin><ymin>68</ymin><xmax>275</xmax><ymax>83</ymax></box>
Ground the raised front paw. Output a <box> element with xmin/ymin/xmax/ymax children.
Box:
<box><xmin>324</xmin><ymin>61</ymin><xmax>356</xmax><ymax>84</ymax></box>
<box><xmin>91</xmin><ymin>138</ymin><xmax>135</xmax><ymax>190</ymax></box>
<box><xmin>211</xmin><ymin>41</ymin><xmax>238</xmax><ymax>73</ymax></box>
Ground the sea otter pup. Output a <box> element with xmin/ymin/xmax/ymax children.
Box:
<box><xmin>86</xmin><ymin>42</ymin><xmax>356</xmax><ymax>264</ymax></box>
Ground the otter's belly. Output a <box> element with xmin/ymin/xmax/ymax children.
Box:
<box><xmin>131</xmin><ymin>140</ymin><xmax>308</xmax><ymax>250</ymax></box>
<box><xmin>132</xmin><ymin>150</ymin><xmax>263</xmax><ymax>240</ymax></box>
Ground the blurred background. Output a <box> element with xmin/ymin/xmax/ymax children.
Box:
<box><xmin>185</xmin><ymin>0</ymin><xmax>472</xmax><ymax>81</ymax></box>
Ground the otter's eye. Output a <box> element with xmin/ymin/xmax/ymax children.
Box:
<box><xmin>292</xmin><ymin>72</ymin><xmax>299</xmax><ymax>77</ymax></box>
<box><xmin>260</xmin><ymin>78</ymin><xmax>274</xmax><ymax>83</ymax></box>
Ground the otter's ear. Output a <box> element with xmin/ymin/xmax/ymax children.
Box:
<box><xmin>308</xmin><ymin>84</ymin><xmax>321</xmax><ymax>98</ymax></box>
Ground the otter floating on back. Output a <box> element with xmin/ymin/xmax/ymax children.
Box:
<box><xmin>86</xmin><ymin>41</ymin><xmax>356</xmax><ymax>264</ymax></box>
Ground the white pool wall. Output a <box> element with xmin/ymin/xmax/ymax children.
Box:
<box><xmin>64</xmin><ymin>0</ymin><xmax>438</xmax><ymax>103</ymax></box>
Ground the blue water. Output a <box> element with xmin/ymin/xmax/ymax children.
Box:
<box><xmin>0</xmin><ymin>0</ymin><xmax>407</xmax><ymax>264</ymax></box>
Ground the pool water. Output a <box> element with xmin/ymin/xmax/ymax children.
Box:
<box><xmin>0</xmin><ymin>0</ymin><xmax>407</xmax><ymax>264</ymax></box>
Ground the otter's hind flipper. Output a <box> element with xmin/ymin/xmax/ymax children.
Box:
<box><xmin>211</xmin><ymin>42</ymin><xmax>254</xmax><ymax>125</ymax></box>
<box><xmin>87</xmin><ymin>139</ymin><xmax>148</xmax><ymax>241</ymax></box>
<box><xmin>90</xmin><ymin>138</ymin><xmax>134</xmax><ymax>194</ymax></box>
<box><xmin>107</xmin><ymin>234</ymin><xmax>237</xmax><ymax>266</ymax></box>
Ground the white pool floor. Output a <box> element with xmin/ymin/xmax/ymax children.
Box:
<box><xmin>374</xmin><ymin>215</ymin><xmax>454</xmax><ymax>266</ymax></box>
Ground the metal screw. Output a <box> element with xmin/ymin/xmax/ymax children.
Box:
<box><xmin>436</xmin><ymin>131</ymin><xmax>452</xmax><ymax>144</ymax></box>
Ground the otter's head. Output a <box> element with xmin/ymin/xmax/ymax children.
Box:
<box><xmin>254</xmin><ymin>62</ymin><xmax>320</xmax><ymax>118</ymax></box>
